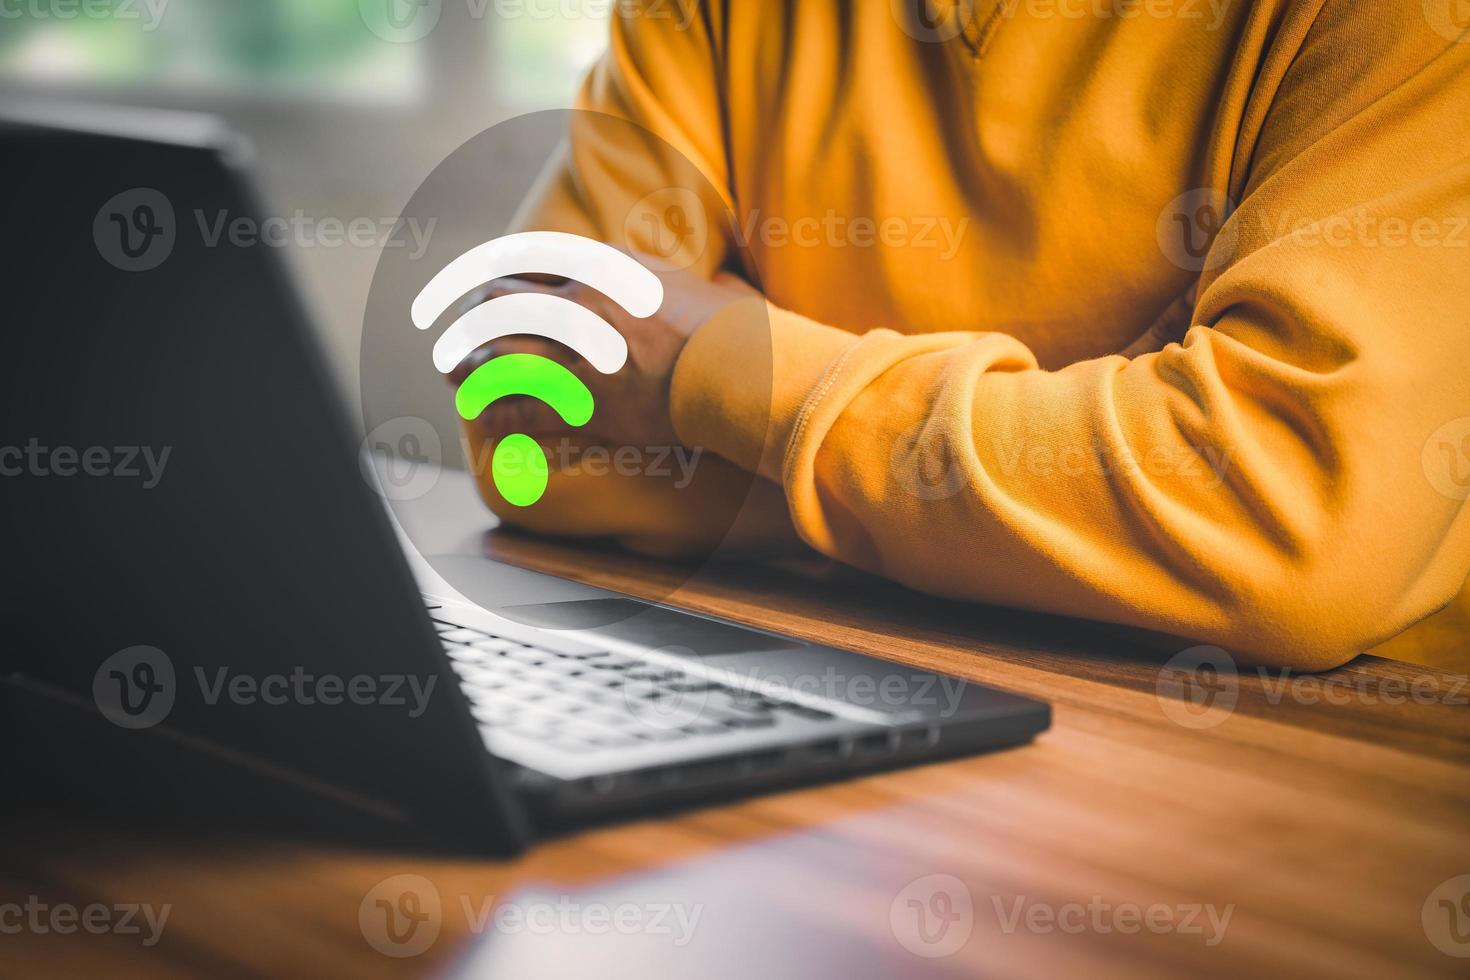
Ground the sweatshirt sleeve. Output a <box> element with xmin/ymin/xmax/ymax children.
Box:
<box><xmin>670</xmin><ymin>8</ymin><xmax>1470</xmax><ymax>669</ymax></box>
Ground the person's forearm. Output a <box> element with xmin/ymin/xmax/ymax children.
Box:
<box><xmin>672</xmin><ymin>271</ymin><xmax>1467</xmax><ymax>671</ymax></box>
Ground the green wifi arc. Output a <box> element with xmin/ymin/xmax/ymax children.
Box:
<box><xmin>411</xmin><ymin>232</ymin><xmax>664</xmax><ymax>506</ymax></box>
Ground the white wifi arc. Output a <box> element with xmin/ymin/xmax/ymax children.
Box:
<box><xmin>412</xmin><ymin>231</ymin><xmax>664</xmax><ymax>506</ymax></box>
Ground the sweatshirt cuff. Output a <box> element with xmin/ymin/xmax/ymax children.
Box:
<box><xmin>671</xmin><ymin>298</ymin><xmax>858</xmax><ymax>482</ymax></box>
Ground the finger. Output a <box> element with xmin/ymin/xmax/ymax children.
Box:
<box><xmin>454</xmin><ymin>274</ymin><xmax>573</xmax><ymax>315</ymax></box>
<box><xmin>482</xmin><ymin>276</ymin><xmax>574</xmax><ymax>302</ymax></box>
<box><xmin>446</xmin><ymin>335</ymin><xmax>586</xmax><ymax>386</ymax></box>
<box><xmin>472</xmin><ymin>395</ymin><xmax>576</xmax><ymax>441</ymax></box>
<box><xmin>442</xmin><ymin>276</ymin><xmax>603</xmax><ymax>385</ymax></box>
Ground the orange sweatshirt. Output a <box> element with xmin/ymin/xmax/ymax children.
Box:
<box><xmin>468</xmin><ymin>0</ymin><xmax>1470</xmax><ymax>671</ymax></box>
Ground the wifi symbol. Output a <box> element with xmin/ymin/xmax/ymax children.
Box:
<box><xmin>412</xmin><ymin>231</ymin><xmax>664</xmax><ymax>506</ymax></box>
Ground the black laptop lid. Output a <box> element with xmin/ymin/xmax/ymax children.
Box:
<box><xmin>0</xmin><ymin>106</ymin><xmax>526</xmax><ymax>851</ymax></box>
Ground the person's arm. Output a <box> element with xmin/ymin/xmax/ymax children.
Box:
<box><xmin>464</xmin><ymin>5</ymin><xmax>802</xmax><ymax>558</ymax></box>
<box><xmin>670</xmin><ymin>7</ymin><xmax>1470</xmax><ymax>669</ymax></box>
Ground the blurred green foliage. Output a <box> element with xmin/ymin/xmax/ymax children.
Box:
<box><xmin>0</xmin><ymin>0</ymin><xmax>415</xmax><ymax>95</ymax></box>
<box><xmin>0</xmin><ymin>0</ymin><xmax>609</xmax><ymax>105</ymax></box>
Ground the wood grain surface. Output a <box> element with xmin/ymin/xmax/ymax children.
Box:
<box><xmin>4</xmin><ymin>529</ymin><xmax>1468</xmax><ymax>978</ymax></box>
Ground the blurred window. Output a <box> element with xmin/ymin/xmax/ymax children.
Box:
<box><xmin>0</xmin><ymin>0</ymin><xmax>422</xmax><ymax>103</ymax></box>
<box><xmin>491</xmin><ymin>2</ymin><xmax>609</xmax><ymax>107</ymax></box>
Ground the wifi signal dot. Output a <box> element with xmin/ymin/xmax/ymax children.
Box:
<box><xmin>492</xmin><ymin>433</ymin><xmax>550</xmax><ymax>508</ymax></box>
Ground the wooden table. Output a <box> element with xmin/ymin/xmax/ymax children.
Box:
<box><xmin>5</xmin><ymin>511</ymin><xmax>1469</xmax><ymax>978</ymax></box>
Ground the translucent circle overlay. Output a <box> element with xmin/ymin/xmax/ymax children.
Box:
<box><xmin>360</xmin><ymin>110</ymin><xmax>773</xmax><ymax>628</ymax></box>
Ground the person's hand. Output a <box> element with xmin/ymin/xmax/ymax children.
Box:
<box><xmin>447</xmin><ymin>261</ymin><xmax>760</xmax><ymax>451</ymax></box>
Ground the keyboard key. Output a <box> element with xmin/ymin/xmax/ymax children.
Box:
<box><xmin>705</xmin><ymin>692</ymin><xmax>777</xmax><ymax>715</ymax></box>
<box><xmin>723</xmin><ymin>714</ymin><xmax>777</xmax><ymax>729</ymax></box>
<box><xmin>539</xmin><ymin>697</ymin><xmax>590</xmax><ymax>715</ymax></box>
<box><xmin>631</xmin><ymin>728</ymin><xmax>684</xmax><ymax>742</ymax></box>
<box><xmin>585</xmin><ymin>708</ymin><xmax>636</xmax><ymax>728</ymax></box>
<box><xmin>627</xmin><ymin>668</ymin><xmax>684</xmax><ymax>682</ymax></box>
<box><xmin>498</xmin><ymin>685</ymin><xmax>550</xmax><ymax>703</ymax></box>
<box><xmin>545</xmin><ymin>738</ymin><xmax>590</xmax><ymax>753</ymax></box>
<box><xmin>458</xmin><ymin>671</ymin><xmax>506</xmax><ymax>690</ymax></box>
<box><xmin>679</xmin><ymin>721</ymin><xmax>731</xmax><ymax>736</ymax></box>
<box><xmin>585</xmin><ymin>732</ymin><xmax>640</xmax><ymax>748</ymax></box>
<box><xmin>478</xmin><ymin>700</ymin><xmax>524</xmax><ymax>721</ymax></box>
<box><xmin>443</xmin><ymin>645</ymin><xmax>491</xmax><ymax>664</ymax></box>
<box><xmin>665</xmin><ymin>680</ymin><xmax>718</xmax><ymax>692</ymax></box>
<box><xmin>664</xmin><ymin>703</ymin><xmax>749</xmax><ymax>727</ymax></box>
<box><xmin>441</xmin><ymin>628</ymin><xmax>485</xmax><ymax>643</ymax></box>
<box><xmin>783</xmin><ymin>706</ymin><xmax>835</xmax><ymax>721</ymax></box>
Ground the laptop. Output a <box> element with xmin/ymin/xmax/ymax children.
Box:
<box><xmin>0</xmin><ymin>104</ymin><xmax>1049</xmax><ymax>854</ymax></box>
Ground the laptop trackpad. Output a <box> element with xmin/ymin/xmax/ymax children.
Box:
<box><xmin>501</xmin><ymin>599</ymin><xmax>805</xmax><ymax>655</ymax></box>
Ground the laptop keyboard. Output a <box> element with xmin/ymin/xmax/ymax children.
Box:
<box><xmin>431</xmin><ymin>616</ymin><xmax>840</xmax><ymax>755</ymax></box>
